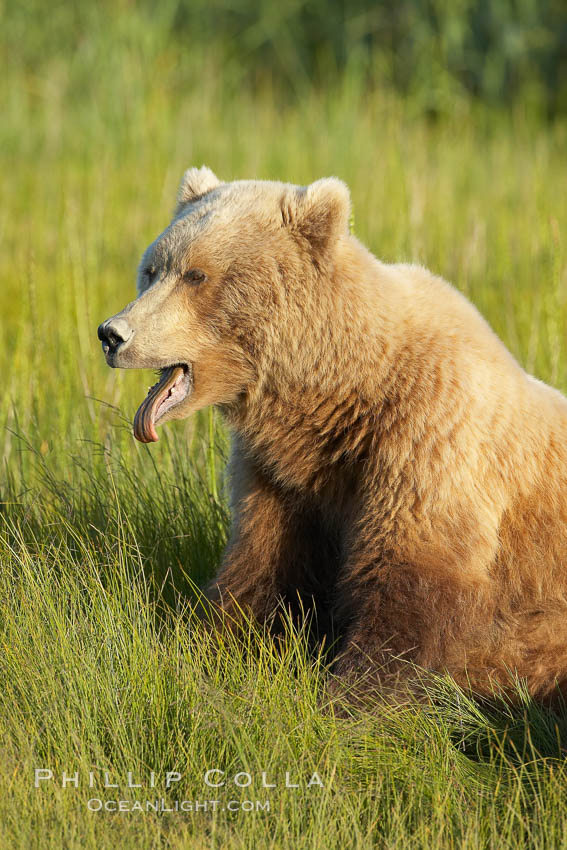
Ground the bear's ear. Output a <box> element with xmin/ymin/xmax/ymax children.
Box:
<box><xmin>175</xmin><ymin>166</ymin><xmax>221</xmax><ymax>213</ymax></box>
<box><xmin>282</xmin><ymin>177</ymin><xmax>351</xmax><ymax>253</ymax></box>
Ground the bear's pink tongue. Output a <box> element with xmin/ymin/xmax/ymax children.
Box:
<box><xmin>133</xmin><ymin>365</ymin><xmax>186</xmax><ymax>443</ymax></box>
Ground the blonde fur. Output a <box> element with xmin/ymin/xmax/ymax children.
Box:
<box><xmin>100</xmin><ymin>169</ymin><xmax>567</xmax><ymax>704</ymax></box>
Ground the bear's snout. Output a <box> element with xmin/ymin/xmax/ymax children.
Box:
<box><xmin>98</xmin><ymin>317</ymin><xmax>134</xmax><ymax>366</ymax></box>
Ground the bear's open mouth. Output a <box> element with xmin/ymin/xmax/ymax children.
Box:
<box><xmin>133</xmin><ymin>364</ymin><xmax>193</xmax><ymax>443</ymax></box>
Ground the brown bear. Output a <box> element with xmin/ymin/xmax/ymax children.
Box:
<box><xmin>98</xmin><ymin>166</ymin><xmax>567</xmax><ymax>705</ymax></box>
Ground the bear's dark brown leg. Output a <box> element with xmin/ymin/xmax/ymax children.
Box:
<box><xmin>206</xmin><ymin>443</ymin><xmax>340</xmax><ymax>641</ymax></box>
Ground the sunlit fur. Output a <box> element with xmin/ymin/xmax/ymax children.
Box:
<box><xmin>103</xmin><ymin>167</ymin><xmax>567</xmax><ymax>705</ymax></box>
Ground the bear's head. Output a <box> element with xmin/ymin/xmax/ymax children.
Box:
<box><xmin>98</xmin><ymin>166</ymin><xmax>351</xmax><ymax>442</ymax></box>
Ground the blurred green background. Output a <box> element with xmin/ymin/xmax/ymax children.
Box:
<box><xmin>4</xmin><ymin>0</ymin><xmax>567</xmax><ymax>114</ymax></box>
<box><xmin>2</xmin><ymin>5</ymin><xmax>567</xmax><ymax>847</ymax></box>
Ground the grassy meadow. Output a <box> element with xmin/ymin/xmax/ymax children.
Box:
<box><xmin>2</xmin><ymin>3</ymin><xmax>567</xmax><ymax>847</ymax></box>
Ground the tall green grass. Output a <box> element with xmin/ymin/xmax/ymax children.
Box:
<box><xmin>2</xmin><ymin>3</ymin><xmax>567</xmax><ymax>847</ymax></box>
<box><xmin>4</xmin><ymin>522</ymin><xmax>567</xmax><ymax>849</ymax></box>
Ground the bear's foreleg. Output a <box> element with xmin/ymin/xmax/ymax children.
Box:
<box><xmin>207</xmin><ymin>448</ymin><xmax>338</xmax><ymax>640</ymax></box>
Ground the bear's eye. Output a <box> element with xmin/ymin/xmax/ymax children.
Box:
<box><xmin>183</xmin><ymin>268</ymin><xmax>207</xmax><ymax>285</ymax></box>
<box><xmin>145</xmin><ymin>266</ymin><xmax>157</xmax><ymax>283</ymax></box>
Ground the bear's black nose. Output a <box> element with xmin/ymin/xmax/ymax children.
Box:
<box><xmin>97</xmin><ymin>318</ymin><xmax>133</xmax><ymax>355</ymax></box>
